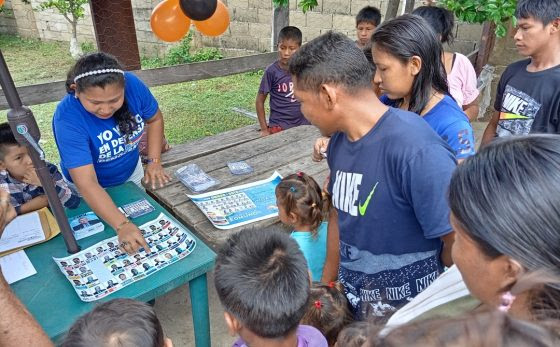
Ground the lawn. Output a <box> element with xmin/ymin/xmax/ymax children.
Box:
<box><xmin>0</xmin><ymin>34</ymin><xmax>263</xmax><ymax>163</ymax></box>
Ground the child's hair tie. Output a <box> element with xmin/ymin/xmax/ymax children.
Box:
<box><xmin>290</xmin><ymin>187</ymin><xmax>297</xmax><ymax>193</ymax></box>
<box><xmin>297</xmin><ymin>171</ymin><xmax>304</xmax><ymax>177</ymax></box>
<box><xmin>314</xmin><ymin>300</ymin><xmax>322</xmax><ymax>309</ymax></box>
<box><xmin>328</xmin><ymin>281</ymin><xmax>336</xmax><ymax>288</ymax></box>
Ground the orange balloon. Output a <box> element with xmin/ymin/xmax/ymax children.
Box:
<box><xmin>150</xmin><ymin>0</ymin><xmax>191</xmax><ymax>42</ymax></box>
<box><xmin>0</xmin><ymin>0</ymin><xmax>4</xmax><ymax>7</ymax></box>
<box><xmin>194</xmin><ymin>1</ymin><xmax>230</xmax><ymax>37</ymax></box>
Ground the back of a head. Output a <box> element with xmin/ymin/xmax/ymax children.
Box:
<box><xmin>62</xmin><ymin>299</ymin><xmax>164</xmax><ymax>347</ymax></box>
<box><xmin>516</xmin><ymin>0</ymin><xmax>560</xmax><ymax>25</ymax></box>
<box><xmin>337</xmin><ymin>321</ymin><xmax>371</xmax><ymax>347</ymax></box>
<box><xmin>0</xmin><ymin>123</ymin><xmax>18</xmax><ymax>160</ymax></box>
<box><xmin>278</xmin><ymin>26</ymin><xmax>302</xmax><ymax>46</ymax></box>
<box><xmin>288</xmin><ymin>31</ymin><xmax>373</xmax><ymax>93</ymax></box>
<box><xmin>372</xmin><ymin>14</ymin><xmax>449</xmax><ymax>114</ymax></box>
<box><xmin>214</xmin><ymin>227</ymin><xmax>310</xmax><ymax>338</ymax></box>
<box><xmin>370</xmin><ymin>311</ymin><xmax>560</xmax><ymax>347</ymax></box>
<box><xmin>356</xmin><ymin>6</ymin><xmax>382</xmax><ymax>27</ymax></box>
<box><xmin>301</xmin><ymin>282</ymin><xmax>352</xmax><ymax>345</ymax></box>
<box><xmin>449</xmin><ymin>135</ymin><xmax>560</xmax><ymax>319</ymax></box>
<box><xmin>412</xmin><ymin>6</ymin><xmax>455</xmax><ymax>44</ymax></box>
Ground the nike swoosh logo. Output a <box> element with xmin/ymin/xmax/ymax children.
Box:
<box><xmin>358</xmin><ymin>182</ymin><xmax>379</xmax><ymax>216</ymax></box>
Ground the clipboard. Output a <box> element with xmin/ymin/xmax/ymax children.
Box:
<box><xmin>0</xmin><ymin>207</ymin><xmax>61</xmax><ymax>257</ymax></box>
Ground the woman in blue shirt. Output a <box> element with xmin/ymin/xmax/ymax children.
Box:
<box><xmin>53</xmin><ymin>53</ymin><xmax>170</xmax><ymax>254</ymax></box>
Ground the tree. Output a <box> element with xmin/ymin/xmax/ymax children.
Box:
<box><xmin>26</xmin><ymin>0</ymin><xmax>89</xmax><ymax>59</ymax></box>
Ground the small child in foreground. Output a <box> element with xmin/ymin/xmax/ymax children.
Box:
<box><xmin>215</xmin><ymin>227</ymin><xmax>328</xmax><ymax>347</ymax></box>
<box><xmin>355</xmin><ymin>6</ymin><xmax>381</xmax><ymax>48</ymax></box>
<box><xmin>62</xmin><ymin>298</ymin><xmax>172</xmax><ymax>347</ymax></box>
<box><xmin>0</xmin><ymin>123</ymin><xmax>79</xmax><ymax>215</ymax></box>
<box><xmin>256</xmin><ymin>26</ymin><xmax>310</xmax><ymax>136</ymax></box>
<box><xmin>275</xmin><ymin>172</ymin><xmax>328</xmax><ymax>282</ymax></box>
<box><xmin>301</xmin><ymin>282</ymin><xmax>353</xmax><ymax>346</ymax></box>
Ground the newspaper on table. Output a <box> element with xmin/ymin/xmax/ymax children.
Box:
<box><xmin>188</xmin><ymin>171</ymin><xmax>282</xmax><ymax>230</ymax></box>
<box><xmin>54</xmin><ymin>213</ymin><xmax>196</xmax><ymax>302</ymax></box>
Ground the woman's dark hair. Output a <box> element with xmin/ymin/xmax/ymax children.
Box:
<box><xmin>62</xmin><ymin>298</ymin><xmax>165</xmax><ymax>347</ymax></box>
<box><xmin>412</xmin><ymin>6</ymin><xmax>455</xmax><ymax>44</ymax></box>
<box><xmin>275</xmin><ymin>172</ymin><xmax>327</xmax><ymax>236</ymax></box>
<box><xmin>370</xmin><ymin>311</ymin><xmax>560</xmax><ymax>346</ymax></box>
<box><xmin>449</xmin><ymin>135</ymin><xmax>560</xmax><ymax>320</ymax></box>
<box><xmin>66</xmin><ymin>52</ymin><xmax>138</xmax><ymax>140</ymax></box>
<box><xmin>371</xmin><ymin>14</ymin><xmax>449</xmax><ymax>115</ymax></box>
<box><xmin>301</xmin><ymin>282</ymin><xmax>352</xmax><ymax>346</ymax></box>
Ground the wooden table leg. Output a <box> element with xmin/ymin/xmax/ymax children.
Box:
<box><xmin>189</xmin><ymin>273</ymin><xmax>211</xmax><ymax>347</ymax></box>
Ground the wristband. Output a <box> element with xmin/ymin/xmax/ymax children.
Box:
<box><xmin>146</xmin><ymin>157</ymin><xmax>161</xmax><ymax>164</ymax></box>
<box><xmin>116</xmin><ymin>219</ymin><xmax>131</xmax><ymax>233</ymax></box>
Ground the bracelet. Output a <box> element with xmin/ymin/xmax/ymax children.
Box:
<box><xmin>146</xmin><ymin>157</ymin><xmax>161</xmax><ymax>164</ymax></box>
<box><xmin>116</xmin><ymin>219</ymin><xmax>131</xmax><ymax>233</ymax></box>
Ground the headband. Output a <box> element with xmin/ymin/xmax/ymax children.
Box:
<box><xmin>73</xmin><ymin>69</ymin><xmax>125</xmax><ymax>83</ymax></box>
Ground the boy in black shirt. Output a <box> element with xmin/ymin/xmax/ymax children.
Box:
<box><xmin>482</xmin><ymin>0</ymin><xmax>560</xmax><ymax>145</ymax></box>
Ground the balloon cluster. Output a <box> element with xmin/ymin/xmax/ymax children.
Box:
<box><xmin>150</xmin><ymin>0</ymin><xmax>230</xmax><ymax>42</ymax></box>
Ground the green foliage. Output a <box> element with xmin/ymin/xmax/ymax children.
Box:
<box><xmin>141</xmin><ymin>33</ymin><xmax>223</xmax><ymax>69</ymax></box>
<box><xmin>442</xmin><ymin>0</ymin><xmax>517</xmax><ymax>37</ymax></box>
<box><xmin>272</xmin><ymin>0</ymin><xmax>318</xmax><ymax>13</ymax></box>
<box><xmin>80</xmin><ymin>41</ymin><xmax>95</xmax><ymax>53</ymax></box>
<box><xmin>37</xmin><ymin>0</ymin><xmax>89</xmax><ymax>23</ymax></box>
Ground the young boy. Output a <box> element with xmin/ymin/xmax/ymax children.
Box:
<box><xmin>355</xmin><ymin>6</ymin><xmax>381</xmax><ymax>48</ymax></box>
<box><xmin>214</xmin><ymin>227</ymin><xmax>328</xmax><ymax>346</ymax></box>
<box><xmin>289</xmin><ymin>32</ymin><xmax>456</xmax><ymax>321</ymax></box>
<box><xmin>256</xmin><ymin>26</ymin><xmax>310</xmax><ymax>136</ymax></box>
<box><xmin>0</xmin><ymin>123</ymin><xmax>79</xmax><ymax>214</ymax></box>
<box><xmin>482</xmin><ymin>0</ymin><xmax>560</xmax><ymax>145</ymax></box>
<box><xmin>62</xmin><ymin>298</ymin><xmax>172</xmax><ymax>347</ymax></box>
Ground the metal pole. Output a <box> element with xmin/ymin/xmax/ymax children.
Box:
<box><xmin>0</xmin><ymin>50</ymin><xmax>80</xmax><ymax>254</ymax></box>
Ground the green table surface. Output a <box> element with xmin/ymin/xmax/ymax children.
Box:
<box><xmin>10</xmin><ymin>182</ymin><xmax>216</xmax><ymax>342</ymax></box>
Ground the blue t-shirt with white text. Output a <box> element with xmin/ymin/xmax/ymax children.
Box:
<box><xmin>327</xmin><ymin>107</ymin><xmax>456</xmax><ymax>320</ymax></box>
<box><xmin>380</xmin><ymin>95</ymin><xmax>475</xmax><ymax>159</ymax></box>
<box><xmin>53</xmin><ymin>72</ymin><xmax>158</xmax><ymax>187</ymax></box>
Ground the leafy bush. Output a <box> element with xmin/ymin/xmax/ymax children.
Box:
<box><xmin>442</xmin><ymin>0</ymin><xmax>517</xmax><ymax>37</ymax></box>
<box><xmin>141</xmin><ymin>33</ymin><xmax>223</xmax><ymax>69</ymax></box>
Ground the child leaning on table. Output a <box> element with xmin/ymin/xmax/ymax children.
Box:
<box><xmin>215</xmin><ymin>227</ymin><xmax>328</xmax><ymax>347</ymax></box>
<box><xmin>256</xmin><ymin>26</ymin><xmax>310</xmax><ymax>137</ymax></box>
<box><xmin>62</xmin><ymin>298</ymin><xmax>172</xmax><ymax>347</ymax></box>
<box><xmin>0</xmin><ymin>123</ymin><xmax>80</xmax><ymax>215</ymax></box>
<box><xmin>275</xmin><ymin>172</ymin><xmax>328</xmax><ymax>282</ymax></box>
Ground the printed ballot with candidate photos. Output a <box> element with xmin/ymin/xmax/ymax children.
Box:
<box><xmin>54</xmin><ymin>213</ymin><xmax>196</xmax><ymax>302</ymax></box>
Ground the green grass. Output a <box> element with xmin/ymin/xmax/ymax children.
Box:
<box><xmin>1</xmin><ymin>34</ymin><xmax>262</xmax><ymax>163</ymax></box>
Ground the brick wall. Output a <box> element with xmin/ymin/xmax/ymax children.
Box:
<box><xmin>0</xmin><ymin>0</ymin><xmax>482</xmax><ymax>57</ymax></box>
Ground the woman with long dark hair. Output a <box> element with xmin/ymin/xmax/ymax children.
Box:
<box><xmin>371</xmin><ymin>14</ymin><xmax>475</xmax><ymax>161</ymax></box>
<box><xmin>53</xmin><ymin>52</ymin><xmax>170</xmax><ymax>254</ymax></box>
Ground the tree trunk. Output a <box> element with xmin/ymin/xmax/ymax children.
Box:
<box><xmin>405</xmin><ymin>0</ymin><xmax>415</xmax><ymax>14</ymax></box>
<box><xmin>69</xmin><ymin>21</ymin><xmax>82</xmax><ymax>59</ymax></box>
<box><xmin>384</xmin><ymin>0</ymin><xmax>400</xmax><ymax>22</ymax></box>
<box><xmin>272</xmin><ymin>5</ymin><xmax>289</xmax><ymax>50</ymax></box>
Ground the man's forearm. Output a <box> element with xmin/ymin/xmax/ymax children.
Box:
<box><xmin>0</xmin><ymin>270</ymin><xmax>52</xmax><ymax>346</ymax></box>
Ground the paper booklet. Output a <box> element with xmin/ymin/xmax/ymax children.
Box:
<box><xmin>188</xmin><ymin>171</ymin><xmax>281</xmax><ymax>230</ymax></box>
<box><xmin>54</xmin><ymin>213</ymin><xmax>196</xmax><ymax>302</ymax></box>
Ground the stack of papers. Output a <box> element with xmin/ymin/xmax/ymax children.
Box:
<box><xmin>0</xmin><ymin>212</ymin><xmax>45</xmax><ymax>253</ymax></box>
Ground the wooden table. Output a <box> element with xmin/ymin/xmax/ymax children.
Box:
<box><xmin>11</xmin><ymin>182</ymin><xmax>216</xmax><ymax>346</ymax></box>
<box><xmin>149</xmin><ymin>125</ymin><xmax>329</xmax><ymax>249</ymax></box>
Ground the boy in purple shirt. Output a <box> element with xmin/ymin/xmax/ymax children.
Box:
<box><xmin>256</xmin><ymin>26</ymin><xmax>310</xmax><ymax>136</ymax></box>
<box><xmin>215</xmin><ymin>227</ymin><xmax>328</xmax><ymax>347</ymax></box>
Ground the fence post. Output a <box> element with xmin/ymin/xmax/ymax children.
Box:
<box><xmin>272</xmin><ymin>5</ymin><xmax>289</xmax><ymax>50</ymax></box>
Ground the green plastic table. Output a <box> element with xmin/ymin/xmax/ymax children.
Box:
<box><xmin>10</xmin><ymin>182</ymin><xmax>216</xmax><ymax>346</ymax></box>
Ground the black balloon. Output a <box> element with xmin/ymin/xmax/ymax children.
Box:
<box><xmin>179</xmin><ymin>0</ymin><xmax>218</xmax><ymax>21</ymax></box>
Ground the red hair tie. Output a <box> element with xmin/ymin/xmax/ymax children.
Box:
<box><xmin>328</xmin><ymin>281</ymin><xmax>336</xmax><ymax>288</ymax></box>
<box><xmin>297</xmin><ymin>171</ymin><xmax>304</xmax><ymax>177</ymax></box>
<box><xmin>314</xmin><ymin>300</ymin><xmax>322</xmax><ymax>309</ymax></box>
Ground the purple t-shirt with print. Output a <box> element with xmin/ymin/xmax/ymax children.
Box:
<box><xmin>259</xmin><ymin>61</ymin><xmax>310</xmax><ymax>129</ymax></box>
<box><xmin>232</xmin><ymin>325</ymin><xmax>327</xmax><ymax>347</ymax></box>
